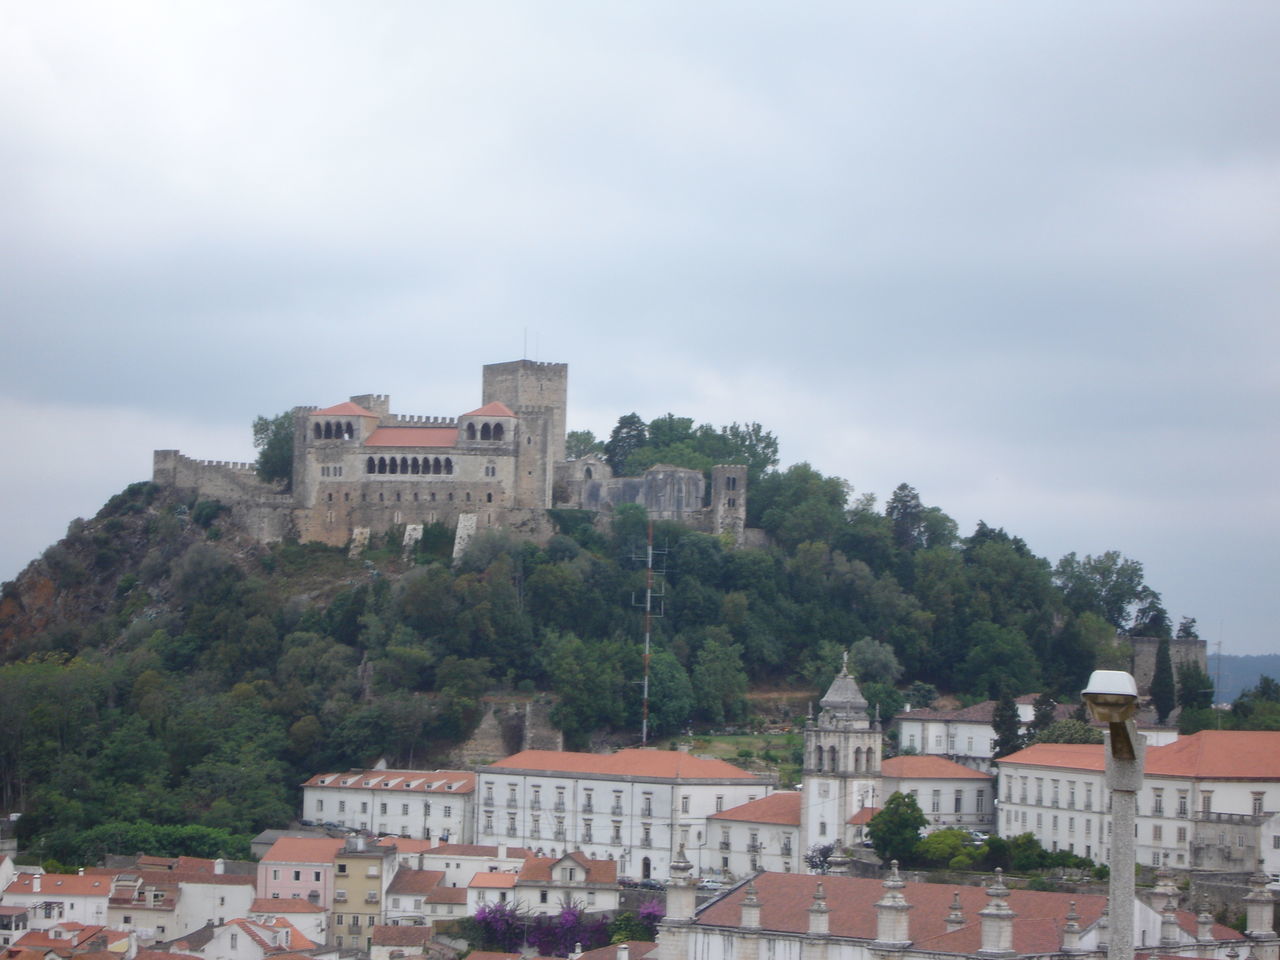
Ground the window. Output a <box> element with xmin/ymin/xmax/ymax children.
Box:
<box><xmin>293</xmin><ymin>870</ymin><xmax>301</xmax><ymax>881</ymax></box>
<box><xmin>976</xmin><ymin>789</ymin><xmax>986</xmax><ymax>813</ymax></box>
<box><xmin>681</xmin><ymin>795</ymin><xmax>690</xmax><ymax>814</ymax></box>
<box><xmin>819</xmin><ymin>821</ymin><xmax>827</xmax><ymax>837</ymax></box>
<box><xmin>1152</xmin><ymin>790</ymin><xmax>1163</xmax><ymax>816</ymax></box>
<box><xmin>1253</xmin><ymin>793</ymin><xmax>1265</xmax><ymax>816</ymax></box>
<box><xmin>1202</xmin><ymin>792</ymin><xmax>1213</xmax><ymax>815</ymax></box>
<box><xmin>715</xmin><ymin>795</ymin><xmax>724</xmax><ymax>812</ymax></box>
<box><xmin>641</xmin><ymin>793</ymin><xmax>653</xmax><ymax>817</ymax></box>
<box><xmin>931</xmin><ymin>790</ymin><xmax>941</xmax><ymax>813</ymax></box>
<box><xmin>316</xmin><ymin>799</ymin><xmax>324</xmax><ymax>812</ymax></box>
<box><xmin>313</xmin><ymin>871</ymin><xmax>320</xmax><ymax>882</ymax></box>
<box><xmin>954</xmin><ymin>789</ymin><xmax>963</xmax><ymax>813</ymax></box>
<box><xmin>402</xmin><ymin>803</ymin><xmax>409</xmax><ymax>816</ymax></box>
<box><xmin>380</xmin><ymin>802</ymin><xmax>387</xmax><ymax>815</ymax></box>
<box><xmin>272</xmin><ymin>869</ymin><xmax>280</xmax><ymax>881</ymax></box>
<box><xmin>339</xmin><ymin>800</ymin><xmax>346</xmax><ymax>813</ymax></box>
<box><xmin>1177</xmin><ymin>827</ymin><xmax>1187</xmax><ymax>844</ymax></box>
<box><xmin>1177</xmin><ymin>792</ymin><xmax>1188</xmax><ymax>817</ymax></box>
<box><xmin>1153</xmin><ymin>825</ymin><xmax>1163</xmax><ymax>842</ymax></box>
<box><xmin>443</xmin><ymin>806</ymin><xmax>452</xmax><ymax>818</ymax></box>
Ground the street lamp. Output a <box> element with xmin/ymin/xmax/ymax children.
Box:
<box><xmin>1082</xmin><ymin>670</ymin><xmax>1145</xmax><ymax>960</ymax></box>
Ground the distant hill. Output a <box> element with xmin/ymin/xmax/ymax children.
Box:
<box><xmin>1208</xmin><ymin>653</ymin><xmax>1280</xmax><ymax>702</ymax></box>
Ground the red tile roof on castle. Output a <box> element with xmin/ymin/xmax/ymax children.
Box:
<box><xmin>487</xmin><ymin>749</ymin><xmax>761</xmax><ymax>780</ymax></box>
<box><xmin>463</xmin><ymin>401</ymin><xmax>517</xmax><ymax>418</ymax></box>
<box><xmin>696</xmin><ymin>873</ymin><xmax>1241</xmax><ymax>950</ymax></box>
<box><xmin>1001</xmin><ymin>731</ymin><xmax>1280</xmax><ymax>780</ymax></box>
<box><xmin>313</xmin><ymin>401</ymin><xmax>377</xmax><ymax>418</ymax></box>
<box><xmin>711</xmin><ymin>792</ymin><xmax>800</xmax><ymax>825</ymax></box>
<box><xmin>881</xmin><ymin>756</ymin><xmax>993</xmax><ymax>779</ymax></box>
<box><xmin>365</xmin><ymin>427</ymin><xmax>458</xmax><ymax>447</ymax></box>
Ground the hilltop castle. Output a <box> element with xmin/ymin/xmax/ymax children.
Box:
<box><xmin>153</xmin><ymin>360</ymin><xmax>747</xmax><ymax>553</ymax></box>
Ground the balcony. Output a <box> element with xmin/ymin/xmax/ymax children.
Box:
<box><xmin>746</xmin><ymin>842</ymin><xmax>762</xmax><ymax>853</ymax></box>
<box><xmin>640</xmin><ymin>837</ymin><xmax>652</xmax><ymax>848</ymax></box>
<box><xmin>554</xmin><ymin>802</ymin><xmax>566</xmax><ymax>813</ymax></box>
<box><xmin>582</xmin><ymin>803</ymin><xmax>594</xmax><ymax>814</ymax></box>
<box><xmin>611</xmin><ymin>805</ymin><xmax>624</xmax><ymax>816</ymax></box>
<box><xmin>507</xmin><ymin>828</ymin><xmax>517</xmax><ymax>838</ymax></box>
<box><xmin>554</xmin><ymin>830</ymin><xmax>566</xmax><ymax>842</ymax></box>
<box><xmin>335</xmin><ymin>892</ymin><xmax>348</xmax><ymax>903</ymax></box>
<box><xmin>482</xmin><ymin>796</ymin><xmax>494</xmax><ymax>808</ymax></box>
<box><xmin>719</xmin><ymin>842</ymin><xmax>731</xmax><ymax>851</ymax></box>
<box><xmin>531</xmin><ymin>799</ymin><xmax>541</xmax><ymax>811</ymax></box>
<box><xmin>583</xmin><ymin>834</ymin><xmax>593</xmax><ymax>844</ymax></box>
<box><xmin>507</xmin><ymin>799</ymin><xmax>518</xmax><ymax>809</ymax></box>
<box><xmin>365</xmin><ymin>892</ymin><xmax>380</xmax><ymax>903</ymax></box>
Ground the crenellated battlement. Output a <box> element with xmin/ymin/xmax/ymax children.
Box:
<box><xmin>388</xmin><ymin>414</ymin><xmax>458</xmax><ymax>426</ymax></box>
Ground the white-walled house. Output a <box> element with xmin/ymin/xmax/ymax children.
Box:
<box><xmin>2</xmin><ymin>872</ymin><xmax>112</xmax><ymax>930</ymax></box>
<box><xmin>300</xmin><ymin>770</ymin><xmax>475</xmax><ymax>843</ymax></box>
<box><xmin>467</xmin><ymin>852</ymin><xmax>619</xmax><ymax>916</ymax></box>
<box><xmin>248</xmin><ymin>897</ymin><xmax>328</xmax><ymax>944</ymax></box>
<box><xmin>880</xmin><ymin>755</ymin><xmax>995</xmax><ymax>834</ymax></box>
<box><xmin>997</xmin><ymin>730</ymin><xmax>1280</xmax><ymax>873</ymax></box>
<box><xmin>707</xmin><ymin>793</ymin><xmax>802</xmax><ymax>879</ymax></box>
<box><xmin>474</xmin><ymin>749</ymin><xmax>771</xmax><ymax>882</ymax></box>
<box><xmin>255</xmin><ymin>837</ymin><xmax>346</xmax><ymax>906</ymax></box>
<box><xmin>379</xmin><ymin>840</ymin><xmax>532</xmax><ymax>890</ymax></box>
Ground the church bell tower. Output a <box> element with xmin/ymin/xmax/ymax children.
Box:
<box><xmin>800</xmin><ymin>653</ymin><xmax>883</xmax><ymax>854</ymax></box>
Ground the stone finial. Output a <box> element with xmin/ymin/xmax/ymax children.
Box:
<box><xmin>1225</xmin><ymin>946</ymin><xmax>1240</xmax><ymax>960</ymax></box>
<box><xmin>875</xmin><ymin>862</ymin><xmax>913</xmax><ymax>946</ymax></box>
<box><xmin>808</xmin><ymin>880</ymin><xmax>831</xmax><ymax>937</ymax></box>
<box><xmin>1096</xmin><ymin>901</ymin><xmax>1110</xmax><ymax>951</ymax></box>
<box><xmin>827</xmin><ymin>848</ymin><xmax>852</xmax><ymax>876</ymax></box>
<box><xmin>978</xmin><ymin>869</ymin><xmax>1016</xmax><ymax>958</ymax></box>
<box><xmin>1197</xmin><ymin>898</ymin><xmax>1215</xmax><ymax>942</ymax></box>
<box><xmin>1062</xmin><ymin>901</ymin><xmax>1084</xmax><ymax>953</ymax></box>
<box><xmin>740</xmin><ymin>881</ymin><xmax>762</xmax><ymax>930</ymax></box>
<box><xmin>670</xmin><ymin>842</ymin><xmax>693</xmax><ymax>880</ymax></box>
<box><xmin>1243</xmin><ymin>862</ymin><xmax>1277</xmax><ymax>940</ymax></box>
<box><xmin>945</xmin><ymin>891</ymin><xmax>966</xmax><ymax>932</ymax></box>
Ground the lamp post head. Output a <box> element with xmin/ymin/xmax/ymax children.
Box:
<box><xmin>1082</xmin><ymin>670</ymin><xmax>1140</xmax><ymax>761</ymax></box>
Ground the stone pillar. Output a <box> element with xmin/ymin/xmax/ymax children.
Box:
<box><xmin>1160</xmin><ymin>895</ymin><xmax>1182</xmax><ymax>949</ymax></box>
<box><xmin>804</xmin><ymin>881</ymin><xmax>830</xmax><ymax>960</ymax></box>
<box><xmin>1096</xmin><ymin>902</ymin><xmax>1109</xmax><ymax>953</ymax></box>
<box><xmin>1243</xmin><ymin>866</ymin><xmax>1279</xmax><ymax>960</ymax></box>
<box><xmin>874</xmin><ymin>862</ymin><xmax>913</xmax><ymax>947</ymax></box>
<box><xmin>656</xmin><ymin>844</ymin><xmax>696</xmax><ymax>960</ymax></box>
<box><xmin>738</xmin><ymin>881</ymin><xmax>762</xmax><ymax>960</ymax></box>
<box><xmin>977</xmin><ymin>869</ymin><xmax>1016</xmax><ymax>958</ymax></box>
<box><xmin>1062</xmin><ymin>901</ymin><xmax>1085</xmax><ymax>954</ymax></box>
<box><xmin>945</xmin><ymin>891</ymin><xmax>966</xmax><ymax>934</ymax></box>
<box><xmin>1197</xmin><ymin>899</ymin><xmax>1217</xmax><ymax>960</ymax></box>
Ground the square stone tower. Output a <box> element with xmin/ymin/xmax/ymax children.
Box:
<box><xmin>481</xmin><ymin>360</ymin><xmax>568</xmax><ymax>509</ymax></box>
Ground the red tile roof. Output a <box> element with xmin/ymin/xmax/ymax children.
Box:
<box><xmin>314</xmin><ymin>401</ymin><xmax>377</xmax><ymax>418</ymax></box>
<box><xmin>425</xmin><ymin>887</ymin><xmax>467</xmax><ymax>905</ymax></box>
<box><xmin>847</xmin><ymin>806</ymin><xmax>880</xmax><ymax>825</ymax></box>
<box><xmin>712</xmin><ymin>792</ymin><xmax>801</xmax><ymax>825</ymax></box>
<box><xmin>881</xmin><ymin>756</ymin><xmax>993</xmax><ymax>780</ymax></box>
<box><xmin>259</xmin><ymin>838</ymin><xmax>345</xmax><ymax>864</ymax></box>
<box><xmin>365</xmin><ymin>427</ymin><xmax>457</xmax><ymax>448</ymax></box>
<box><xmin>385</xmin><ymin>842</ymin><xmax>530</xmax><ymax>859</ymax></box>
<box><xmin>696</xmin><ymin>873</ymin><xmax>1242</xmax><ymax>949</ymax></box>
<box><xmin>1002</xmin><ymin>731</ymin><xmax>1280</xmax><ymax>780</ymax></box>
<box><xmin>469</xmin><ymin>872</ymin><xmax>518</xmax><ymax>889</ymax></box>
<box><xmin>487</xmin><ymin>749</ymin><xmax>760</xmax><ymax>781</ymax></box>
<box><xmin>516</xmin><ymin>852</ymin><xmax>616</xmax><ymax>885</ymax></box>
<box><xmin>370</xmin><ymin>926</ymin><xmax>435</xmax><ymax>947</ymax></box>
<box><xmin>4</xmin><ymin>874</ymin><xmax>112</xmax><ymax>897</ymax></box>
<box><xmin>575</xmin><ymin>942</ymin><xmax>658</xmax><ymax>959</ymax></box>
<box><xmin>464</xmin><ymin>953</ymin><xmax>521</xmax><ymax>960</ymax></box>
<box><xmin>303</xmin><ymin>771</ymin><xmax>474</xmax><ymax>794</ymax></box>
<box><xmin>463</xmin><ymin>402</ymin><xmax>517</xmax><ymax>418</ymax></box>
<box><xmin>386</xmin><ymin>870</ymin><xmax>447</xmax><ymax>896</ymax></box>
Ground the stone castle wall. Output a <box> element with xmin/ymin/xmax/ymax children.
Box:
<box><xmin>1131</xmin><ymin>635</ymin><xmax>1209</xmax><ymax>697</ymax></box>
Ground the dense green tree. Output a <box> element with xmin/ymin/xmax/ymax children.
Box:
<box><xmin>565</xmin><ymin>429</ymin><xmax>604</xmax><ymax>460</ymax></box>
<box><xmin>691</xmin><ymin>633</ymin><xmax>748</xmax><ymax>725</ymax></box>
<box><xmin>992</xmin><ymin>688</ymin><xmax>1023</xmax><ymax>758</ymax></box>
<box><xmin>1176</xmin><ymin>660</ymin><xmax>1214</xmax><ymax>711</ymax></box>
<box><xmin>848</xmin><ymin>637</ymin><xmax>903</xmax><ymax>686</ymax></box>
<box><xmin>604</xmin><ymin>414</ymin><xmax>647</xmax><ymax>474</ymax></box>
<box><xmin>868</xmin><ymin>791</ymin><xmax>928</xmax><ymax>863</ymax></box>
<box><xmin>646</xmin><ymin>650</ymin><xmax>694</xmax><ymax>737</ymax></box>
<box><xmin>1053</xmin><ymin>551</ymin><xmax>1145</xmax><ymax>629</ymax></box>
<box><xmin>1030</xmin><ymin>718</ymin><xmax>1103</xmax><ymax>745</ymax></box>
<box><xmin>1131</xmin><ymin>588</ymin><xmax>1173</xmax><ymax>639</ymax></box>
<box><xmin>1176</xmin><ymin>616</ymin><xmax>1200</xmax><ymax>640</ymax></box>
<box><xmin>1151</xmin><ymin>636</ymin><xmax>1176</xmax><ymax>724</ymax></box>
<box><xmin>1025</xmin><ymin>692</ymin><xmax>1057</xmax><ymax>741</ymax></box>
<box><xmin>960</xmin><ymin>621</ymin><xmax>1040</xmax><ymax>699</ymax></box>
<box><xmin>252</xmin><ymin>411</ymin><xmax>295</xmax><ymax>487</ymax></box>
<box><xmin>915</xmin><ymin>828</ymin><xmax>971</xmax><ymax>867</ymax></box>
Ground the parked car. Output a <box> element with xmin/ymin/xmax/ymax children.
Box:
<box><xmin>636</xmin><ymin>878</ymin><xmax>666</xmax><ymax>891</ymax></box>
<box><xmin>697</xmin><ymin>879</ymin><xmax>726</xmax><ymax>891</ymax></box>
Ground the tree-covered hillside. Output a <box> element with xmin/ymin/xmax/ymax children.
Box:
<box><xmin>0</xmin><ymin>412</ymin><xmax>1184</xmax><ymax>863</ymax></box>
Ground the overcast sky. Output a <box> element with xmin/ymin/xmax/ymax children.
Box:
<box><xmin>2</xmin><ymin>2</ymin><xmax>1276</xmax><ymax>655</ymax></box>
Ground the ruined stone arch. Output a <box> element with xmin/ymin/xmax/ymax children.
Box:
<box><xmin>828</xmin><ymin>746</ymin><xmax>838</xmax><ymax>772</ymax></box>
<box><xmin>378</xmin><ymin>457</ymin><xmax>388</xmax><ymax>474</ymax></box>
<box><xmin>344</xmin><ymin>421</ymin><xmax>354</xmax><ymax>439</ymax></box>
<box><xmin>314</xmin><ymin>423</ymin><xmax>323</xmax><ymax>439</ymax></box>
<box><xmin>466</xmin><ymin>423</ymin><xmax>476</xmax><ymax>441</ymax></box>
<box><xmin>444</xmin><ymin>457</ymin><xmax>453</xmax><ymax>475</ymax></box>
<box><xmin>323</xmin><ymin>421</ymin><xmax>333</xmax><ymax>439</ymax></box>
<box><xmin>388</xmin><ymin>457</ymin><xmax>398</xmax><ymax>474</ymax></box>
<box><xmin>411</xmin><ymin>457</ymin><xmax>420</xmax><ymax>474</ymax></box>
<box><xmin>480</xmin><ymin>422</ymin><xmax>492</xmax><ymax>441</ymax></box>
<box><xmin>492</xmin><ymin>423</ymin><xmax>504</xmax><ymax>441</ymax></box>
<box><xmin>367</xmin><ymin>457</ymin><xmax>376</xmax><ymax>474</ymax></box>
<box><xmin>400</xmin><ymin>456</ymin><xmax>409</xmax><ymax>474</ymax></box>
<box><xmin>432</xmin><ymin>457</ymin><xmax>442</xmax><ymax>475</ymax></box>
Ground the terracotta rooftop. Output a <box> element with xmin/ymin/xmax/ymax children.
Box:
<box><xmin>1002</xmin><ymin>731</ymin><xmax>1280</xmax><ymax>780</ymax></box>
<box><xmin>370</xmin><ymin>925</ymin><xmax>435</xmax><ymax>947</ymax></box>
<box><xmin>259</xmin><ymin>837</ymin><xmax>345</xmax><ymax>864</ymax></box>
<box><xmin>516</xmin><ymin>852</ymin><xmax>616</xmax><ymax>885</ymax></box>
<box><xmin>386</xmin><ymin>869</ymin><xmax>447</xmax><ymax>896</ymax></box>
<box><xmin>425</xmin><ymin>886</ymin><xmax>468</xmax><ymax>905</ymax></box>
<box><xmin>696</xmin><ymin>873</ymin><xmax>1241</xmax><ymax>950</ymax></box>
<box><xmin>469</xmin><ymin>872</ymin><xmax>518</xmax><ymax>889</ymax></box>
<box><xmin>364</xmin><ymin>427</ymin><xmax>458</xmax><ymax>448</ymax></box>
<box><xmin>464</xmin><ymin>953</ymin><xmax>521</xmax><ymax>960</ymax></box>
<box><xmin>463</xmin><ymin>402</ymin><xmax>517</xmax><ymax>418</ymax></box>
<box><xmin>313</xmin><ymin>401</ymin><xmax>377</xmax><ymax>418</ymax></box>
<box><xmin>487</xmin><ymin>749</ymin><xmax>760</xmax><ymax>781</ymax></box>
<box><xmin>881</xmin><ymin>756</ymin><xmax>993</xmax><ymax>780</ymax></box>
<box><xmin>847</xmin><ymin>806</ymin><xmax>880</xmax><ymax>825</ymax></box>
<box><xmin>303</xmin><ymin>770</ymin><xmax>475</xmax><ymax>793</ymax></box>
<box><xmin>4</xmin><ymin>874</ymin><xmax>112</xmax><ymax>897</ymax></box>
<box><xmin>711</xmin><ymin>792</ymin><xmax>801</xmax><ymax>825</ymax></box>
<box><xmin>383</xmin><ymin>841</ymin><xmax>531</xmax><ymax>859</ymax></box>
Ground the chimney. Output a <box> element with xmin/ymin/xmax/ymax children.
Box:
<box><xmin>977</xmin><ymin>869</ymin><xmax>1016</xmax><ymax>958</ymax></box>
<box><xmin>497</xmin><ymin>844</ymin><xmax>507</xmax><ymax>859</ymax></box>
<box><xmin>1160</xmin><ymin>895</ymin><xmax>1181</xmax><ymax>948</ymax></box>
<box><xmin>874</xmin><ymin>862</ymin><xmax>911</xmax><ymax>947</ymax></box>
<box><xmin>617</xmin><ymin>945</ymin><xmax>630</xmax><ymax>960</ymax></box>
<box><xmin>214</xmin><ymin>859</ymin><xmax>225</xmax><ymax>875</ymax></box>
<box><xmin>807</xmin><ymin>881</ymin><xmax>830</xmax><ymax>937</ymax></box>
<box><xmin>33</xmin><ymin>875</ymin><xmax>41</xmax><ymax>893</ymax></box>
<box><xmin>945</xmin><ymin>891</ymin><xmax>966</xmax><ymax>933</ymax></box>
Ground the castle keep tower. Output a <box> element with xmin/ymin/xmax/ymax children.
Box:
<box><xmin>801</xmin><ymin>654</ymin><xmax>882</xmax><ymax>851</ymax></box>
<box><xmin>482</xmin><ymin>360</ymin><xmax>568</xmax><ymax>510</ymax></box>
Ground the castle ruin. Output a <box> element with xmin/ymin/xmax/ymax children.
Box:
<box><xmin>153</xmin><ymin>360</ymin><xmax>747</xmax><ymax>552</ymax></box>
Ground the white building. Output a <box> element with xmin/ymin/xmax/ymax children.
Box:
<box><xmin>707</xmin><ymin>793</ymin><xmax>802</xmax><ymax>879</ymax></box>
<box><xmin>380</xmin><ymin>840</ymin><xmax>531</xmax><ymax>890</ymax></box>
<box><xmin>475</xmin><ymin>749</ymin><xmax>771</xmax><ymax>881</ymax></box>
<box><xmin>300</xmin><ymin>769</ymin><xmax>475</xmax><ymax>842</ymax></box>
<box><xmin>2</xmin><ymin>872</ymin><xmax>112</xmax><ymax>930</ymax></box>
<box><xmin>466</xmin><ymin>852</ymin><xmax>620</xmax><ymax>916</ymax></box>
<box><xmin>880</xmin><ymin>755</ymin><xmax>995</xmax><ymax>834</ymax></box>
<box><xmin>997</xmin><ymin>730</ymin><xmax>1280</xmax><ymax>872</ymax></box>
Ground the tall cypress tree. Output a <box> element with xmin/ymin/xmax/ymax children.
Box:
<box><xmin>1151</xmin><ymin>636</ymin><xmax>1176</xmax><ymax>724</ymax></box>
<box><xmin>992</xmin><ymin>688</ymin><xmax>1023</xmax><ymax>758</ymax></box>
